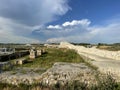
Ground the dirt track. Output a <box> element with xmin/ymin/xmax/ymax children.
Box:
<box><xmin>79</xmin><ymin>52</ymin><xmax>120</xmax><ymax>75</ymax></box>
<box><xmin>59</xmin><ymin>42</ymin><xmax>120</xmax><ymax>78</ymax></box>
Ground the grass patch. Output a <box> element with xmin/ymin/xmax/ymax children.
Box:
<box><xmin>21</xmin><ymin>48</ymin><xmax>84</xmax><ymax>69</ymax></box>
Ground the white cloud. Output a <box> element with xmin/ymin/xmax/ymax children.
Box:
<box><xmin>0</xmin><ymin>33</ymin><xmax>40</xmax><ymax>43</ymax></box>
<box><xmin>62</xmin><ymin>19</ymin><xmax>91</xmax><ymax>27</ymax></box>
<box><xmin>0</xmin><ymin>0</ymin><xmax>119</xmax><ymax>43</ymax></box>
<box><xmin>44</xmin><ymin>19</ymin><xmax>120</xmax><ymax>43</ymax></box>
<box><xmin>0</xmin><ymin>17</ymin><xmax>40</xmax><ymax>43</ymax></box>
<box><xmin>0</xmin><ymin>0</ymin><xmax>70</xmax><ymax>43</ymax></box>
<box><xmin>0</xmin><ymin>0</ymin><xmax>70</xmax><ymax>26</ymax></box>
<box><xmin>34</xmin><ymin>19</ymin><xmax>93</xmax><ymax>43</ymax></box>
<box><xmin>46</xmin><ymin>34</ymin><xmax>93</xmax><ymax>43</ymax></box>
<box><xmin>90</xmin><ymin>23</ymin><xmax>120</xmax><ymax>43</ymax></box>
<box><xmin>47</xmin><ymin>25</ymin><xmax>62</xmax><ymax>29</ymax></box>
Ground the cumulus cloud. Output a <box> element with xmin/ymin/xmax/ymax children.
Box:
<box><xmin>47</xmin><ymin>25</ymin><xmax>62</xmax><ymax>29</ymax></box>
<box><xmin>62</xmin><ymin>19</ymin><xmax>91</xmax><ymax>27</ymax></box>
<box><xmin>0</xmin><ymin>0</ymin><xmax>70</xmax><ymax>43</ymax></box>
<box><xmin>0</xmin><ymin>0</ymin><xmax>70</xmax><ymax>26</ymax></box>
<box><xmin>34</xmin><ymin>19</ymin><xmax>120</xmax><ymax>43</ymax></box>
<box><xmin>0</xmin><ymin>0</ymin><xmax>119</xmax><ymax>43</ymax></box>
<box><xmin>0</xmin><ymin>17</ymin><xmax>40</xmax><ymax>43</ymax></box>
<box><xmin>33</xmin><ymin>19</ymin><xmax>93</xmax><ymax>43</ymax></box>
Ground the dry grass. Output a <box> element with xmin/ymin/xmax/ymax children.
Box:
<box><xmin>21</xmin><ymin>48</ymin><xmax>84</xmax><ymax>69</ymax></box>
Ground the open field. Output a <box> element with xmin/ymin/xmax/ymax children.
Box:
<box><xmin>21</xmin><ymin>48</ymin><xmax>84</xmax><ymax>69</ymax></box>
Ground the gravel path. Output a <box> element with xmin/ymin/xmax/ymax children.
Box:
<box><xmin>59</xmin><ymin>42</ymin><xmax>120</xmax><ymax>78</ymax></box>
<box><xmin>80</xmin><ymin>52</ymin><xmax>120</xmax><ymax>74</ymax></box>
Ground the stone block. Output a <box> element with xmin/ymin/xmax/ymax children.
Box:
<box><xmin>37</xmin><ymin>50</ymin><xmax>42</xmax><ymax>56</ymax></box>
<box><xmin>29</xmin><ymin>48</ymin><xmax>37</xmax><ymax>59</ymax></box>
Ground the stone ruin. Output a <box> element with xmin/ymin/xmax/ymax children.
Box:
<box><xmin>14</xmin><ymin>58</ymin><xmax>27</xmax><ymax>65</ymax></box>
<box><xmin>29</xmin><ymin>47</ymin><xmax>45</xmax><ymax>59</ymax></box>
<box><xmin>0</xmin><ymin>48</ymin><xmax>15</xmax><ymax>55</ymax></box>
<box><xmin>29</xmin><ymin>47</ymin><xmax>37</xmax><ymax>59</ymax></box>
<box><xmin>0</xmin><ymin>62</ymin><xmax>97</xmax><ymax>85</ymax></box>
<box><xmin>36</xmin><ymin>50</ymin><xmax>42</xmax><ymax>56</ymax></box>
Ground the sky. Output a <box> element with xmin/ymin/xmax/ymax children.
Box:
<box><xmin>0</xmin><ymin>0</ymin><xmax>120</xmax><ymax>43</ymax></box>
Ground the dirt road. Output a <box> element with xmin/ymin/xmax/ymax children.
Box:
<box><xmin>79</xmin><ymin>52</ymin><xmax>120</xmax><ymax>75</ymax></box>
<box><xmin>59</xmin><ymin>42</ymin><xmax>120</xmax><ymax>78</ymax></box>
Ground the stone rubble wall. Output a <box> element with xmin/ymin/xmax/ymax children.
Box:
<box><xmin>59</xmin><ymin>42</ymin><xmax>120</xmax><ymax>60</ymax></box>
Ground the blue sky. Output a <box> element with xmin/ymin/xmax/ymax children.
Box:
<box><xmin>0</xmin><ymin>0</ymin><xmax>120</xmax><ymax>43</ymax></box>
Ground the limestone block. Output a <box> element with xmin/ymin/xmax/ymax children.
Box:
<box><xmin>18</xmin><ymin>60</ymin><xmax>23</xmax><ymax>65</ymax></box>
<box><xmin>42</xmin><ymin>49</ymin><xmax>45</xmax><ymax>54</ymax></box>
<box><xmin>29</xmin><ymin>49</ymin><xmax>37</xmax><ymax>59</ymax></box>
<box><xmin>37</xmin><ymin>50</ymin><xmax>42</xmax><ymax>56</ymax></box>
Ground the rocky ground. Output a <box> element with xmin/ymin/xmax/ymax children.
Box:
<box><xmin>0</xmin><ymin>62</ymin><xmax>97</xmax><ymax>85</ymax></box>
<box><xmin>0</xmin><ymin>68</ymin><xmax>46</xmax><ymax>85</ymax></box>
<box><xmin>40</xmin><ymin>62</ymin><xmax>97</xmax><ymax>85</ymax></box>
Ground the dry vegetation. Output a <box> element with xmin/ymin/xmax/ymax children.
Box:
<box><xmin>21</xmin><ymin>48</ymin><xmax>84</xmax><ymax>69</ymax></box>
<box><xmin>97</xmin><ymin>43</ymin><xmax>120</xmax><ymax>51</ymax></box>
